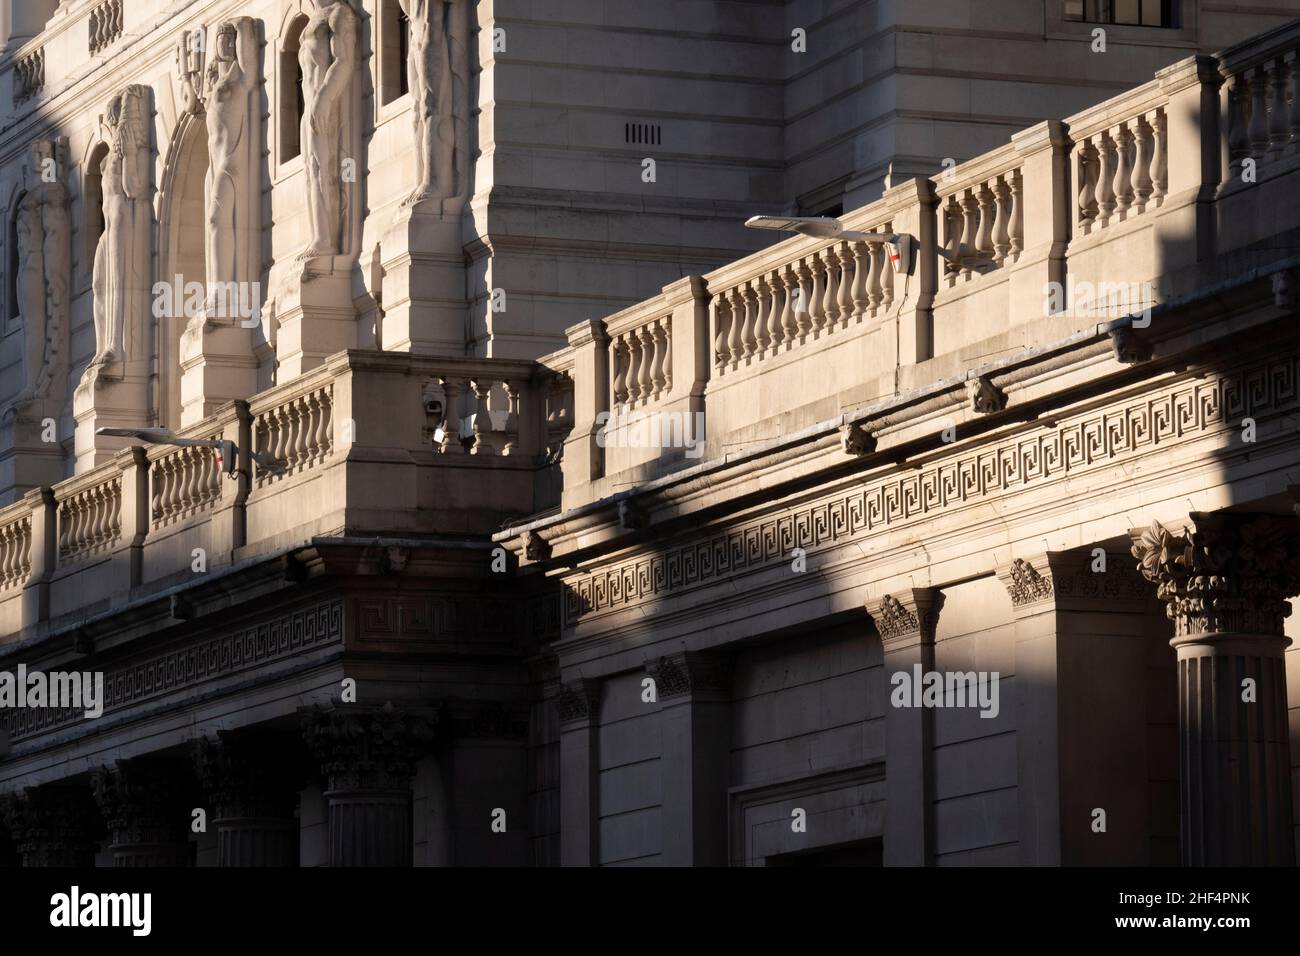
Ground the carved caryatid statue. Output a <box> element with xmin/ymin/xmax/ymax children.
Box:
<box><xmin>5</xmin><ymin>139</ymin><xmax>70</xmax><ymax>414</ymax></box>
<box><xmin>399</xmin><ymin>0</ymin><xmax>468</xmax><ymax>209</ymax></box>
<box><xmin>299</xmin><ymin>0</ymin><xmax>359</xmax><ymax>258</ymax></box>
<box><xmin>202</xmin><ymin>18</ymin><xmax>258</xmax><ymax>317</ymax></box>
<box><xmin>88</xmin><ymin>84</ymin><xmax>151</xmax><ymax>375</ymax></box>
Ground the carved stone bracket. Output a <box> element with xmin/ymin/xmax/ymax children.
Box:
<box><xmin>1110</xmin><ymin>325</ymin><xmax>1152</xmax><ymax>364</ymax></box>
<box><xmin>1129</xmin><ymin>513</ymin><xmax>1300</xmax><ymax>638</ymax></box>
<box><xmin>968</xmin><ymin>375</ymin><xmax>1006</xmax><ymax>414</ymax></box>
<box><xmin>840</xmin><ymin>422</ymin><xmax>877</xmax><ymax>457</ymax></box>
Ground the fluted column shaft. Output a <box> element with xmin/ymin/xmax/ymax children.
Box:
<box><xmin>1131</xmin><ymin>513</ymin><xmax>1300</xmax><ymax>866</ymax></box>
<box><xmin>301</xmin><ymin>703</ymin><xmax>434</xmax><ymax>867</ymax></box>
<box><xmin>193</xmin><ymin>732</ymin><xmax>301</xmax><ymax>867</ymax></box>
<box><xmin>0</xmin><ymin>786</ymin><xmax>99</xmax><ymax>867</ymax></box>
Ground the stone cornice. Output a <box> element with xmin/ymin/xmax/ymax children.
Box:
<box><xmin>556</xmin><ymin>344</ymin><xmax>1300</xmax><ymax>626</ymax></box>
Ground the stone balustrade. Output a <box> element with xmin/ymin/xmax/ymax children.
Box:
<box><xmin>0</xmin><ymin>351</ymin><xmax>555</xmax><ymax>644</ymax></box>
<box><xmin>543</xmin><ymin>33</ymin><xmax>1300</xmax><ymax>510</ymax></box>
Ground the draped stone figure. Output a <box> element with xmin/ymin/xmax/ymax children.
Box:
<box><xmin>6</xmin><ymin>139</ymin><xmax>70</xmax><ymax>413</ymax></box>
<box><xmin>202</xmin><ymin>18</ymin><xmax>258</xmax><ymax>319</ymax></box>
<box><xmin>299</xmin><ymin>0</ymin><xmax>359</xmax><ymax>258</ymax></box>
<box><xmin>88</xmin><ymin>85</ymin><xmax>151</xmax><ymax>375</ymax></box>
<box><xmin>399</xmin><ymin>0</ymin><xmax>469</xmax><ymax>209</ymax></box>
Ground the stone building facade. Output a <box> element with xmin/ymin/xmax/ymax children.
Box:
<box><xmin>0</xmin><ymin>0</ymin><xmax>1299</xmax><ymax>866</ymax></box>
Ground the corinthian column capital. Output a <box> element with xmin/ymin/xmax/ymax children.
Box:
<box><xmin>1129</xmin><ymin>512</ymin><xmax>1300</xmax><ymax>639</ymax></box>
<box><xmin>299</xmin><ymin>702</ymin><xmax>436</xmax><ymax>792</ymax></box>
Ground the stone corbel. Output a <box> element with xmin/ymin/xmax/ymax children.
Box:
<box><xmin>840</xmin><ymin>422</ymin><xmax>877</xmax><ymax>457</ymax></box>
<box><xmin>968</xmin><ymin>375</ymin><xmax>1006</xmax><ymax>414</ymax></box>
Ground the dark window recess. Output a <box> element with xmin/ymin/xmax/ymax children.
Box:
<box><xmin>624</xmin><ymin>123</ymin><xmax>662</xmax><ymax>146</ymax></box>
<box><xmin>398</xmin><ymin>11</ymin><xmax>410</xmax><ymax>98</ymax></box>
<box><xmin>766</xmin><ymin>839</ymin><xmax>884</xmax><ymax>867</ymax></box>
<box><xmin>1064</xmin><ymin>0</ymin><xmax>1177</xmax><ymax>27</ymax></box>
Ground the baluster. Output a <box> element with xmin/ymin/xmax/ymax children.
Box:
<box><xmin>318</xmin><ymin>390</ymin><xmax>334</xmax><ymax>457</ymax></box>
<box><xmin>470</xmin><ymin>379</ymin><xmax>495</xmax><ymax>455</ymax></box>
<box><xmin>943</xmin><ymin>198</ymin><xmax>961</xmax><ymax>278</ymax></box>
<box><xmin>1114</xmin><ymin>122</ymin><xmax>1134</xmax><ymax>220</ymax></box>
<box><xmin>625</xmin><ymin>333</ymin><xmax>642</xmax><ymax>402</ymax></box>
<box><xmin>780</xmin><ymin>266</ymin><xmax>799</xmax><ymax>343</ymax></box>
<box><xmin>441</xmin><ymin>378</ymin><xmax>464</xmax><ymax>453</ymax></box>
<box><xmin>1</xmin><ymin>526</ymin><xmax>13</xmax><ymax>587</ymax></box>
<box><xmin>1288</xmin><ymin>53</ymin><xmax>1300</xmax><ymax>153</ymax></box>
<box><xmin>1249</xmin><ymin>65</ymin><xmax>1269</xmax><ymax>157</ymax></box>
<box><xmin>502</xmin><ymin>380</ymin><xmax>521</xmax><ymax>456</ymax></box>
<box><xmin>309</xmin><ymin>392</ymin><xmax>327</xmax><ymax>461</ymax></box>
<box><xmin>151</xmin><ymin>458</ymin><xmax>165</xmax><ymax>523</ymax></box>
<box><xmin>711</xmin><ymin>296</ymin><xmax>730</xmax><ymax>368</ymax></box>
<box><xmin>638</xmin><ymin>327</ymin><xmax>655</xmax><ymax>398</ymax></box>
<box><xmin>1227</xmin><ymin>75</ymin><xmax>1251</xmax><ymax>168</ymax></box>
<box><xmin>726</xmin><ymin>287</ymin><xmax>744</xmax><ymax>362</ymax></box>
<box><xmin>662</xmin><ymin>318</ymin><xmax>672</xmax><ymax>391</ymax></box>
<box><xmin>867</xmin><ymin>241</ymin><xmax>883</xmax><ymax>312</ymax></box>
<box><xmin>173</xmin><ymin>452</ymin><xmax>190</xmax><ymax>515</ymax></box>
<box><xmin>1077</xmin><ymin>142</ymin><xmax>1099</xmax><ymax>232</ymax></box>
<box><xmin>835</xmin><ymin>245</ymin><xmax>853</xmax><ymax>327</ymax></box>
<box><xmin>880</xmin><ymin>240</ymin><xmax>894</xmax><ymax>307</ymax></box>
<box><xmin>819</xmin><ymin>249</ymin><xmax>839</xmax><ymax>326</ymax></box>
<box><xmin>1133</xmin><ymin>116</ymin><xmax>1154</xmax><ymax>212</ymax></box>
<box><xmin>764</xmin><ymin>273</ymin><xmax>783</xmax><ymax>348</ymax></box>
<box><xmin>850</xmin><ymin>242</ymin><xmax>869</xmax><ymax>319</ymax></box>
<box><xmin>57</xmin><ymin>502</ymin><xmax>68</xmax><ymax>556</ymax></box>
<box><xmin>87</xmin><ymin>488</ymin><xmax>103</xmax><ymax>548</ymax></box>
<box><xmin>612</xmin><ymin>336</ymin><xmax>629</xmax><ymax>402</ymax></box>
<box><xmin>741</xmin><ymin>283</ymin><xmax>759</xmax><ymax>357</ymax></box>
<box><xmin>1010</xmin><ymin>171</ymin><xmax>1023</xmax><ymax>258</ymax></box>
<box><xmin>109</xmin><ymin>484</ymin><xmax>121</xmax><ymax>540</ymax></box>
<box><xmin>283</xmin><ymin>402</ymin><xmax>302</xmax><ymax>471</ymax></box>
<box><xmin>991</xmin><ymin>178</ymin><xmax>1010</xmax><ymax>263</ymax></box>
<box><xmin>794</xmin><ymin>260</ymin><xmax>813</xmax><ymax>336</ymax></box>
<box><xmin>1150</xmin><ymin>111</ymin><xmax>1167</xmax><ymax>204</ymax></box>
<box><xmin>807</xmin><ymin>256</ymin><xmax>826</xmax><ymax>332</ymax></box>
<box><xmin>959</xmin><ymin>191</ymin><xmax>979</xmax><ymax>275</ymax></box>
<box><xmin>975</xmin><ymin>184</ymin><xmax>994</xmax><ymax>260</ymax></box>
<box><xmin>1097</xmin><ymin>132</ymin><xmax>1117</xmax><ymax>225</ymax></box>
<box><xmin>270</xmin><ymin>409</ymin><xmax>288</xmax><ymax>468</ymax></box>
<box><xmin>647</xmin><ymin>323</ymin><xmax>665</xmax><ymax>398</ymax></box>
<box><xmin>1268</xmin><ymin>58</ymin><xmax>1288</xmax><ymax>160</ymax></box>
<box><xmin>753</xmin><ymin>277</ymin><xmax>771</xmax><ymax>354</ymax></box>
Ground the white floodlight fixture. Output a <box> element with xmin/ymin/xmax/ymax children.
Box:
<box><xmin>95</xmin><ymin>426</ymin><xmax>239</xmax><ymax>476</ymax></box>
<box><xmin>744</xmin><ymin>216</ymin><xmax>914</xmax><ymax>275</ymax></box>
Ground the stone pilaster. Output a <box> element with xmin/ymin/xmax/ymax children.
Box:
<box><xmin>300</xmin><ymin>702</ymin><xmax>434</xmax><ymax>867</ymax></box>
<box><xmin>192</xmin><ymin>732</ymin><xmax>301</xmax><ymax>867</ymax></box>
<box><xmin>645</xmin><ymin>651</ymin><xmax>732</xmax><ymax>866</ymax></box>
<box><xmin>0</xmin><ymin>786</ymin><xmax>100</xmax><ymax>867</ymax></box>
<box><xmin>556</xmin><ymin>678</ymin><xmax>602</xmax><ymax>867</ymax></box>
<box><xmin>91</xmin><ymin>760</ymin><xmax>194</xmax><ymax>867</ymax></box>
<box><xmin>1131</xmin><ymin>513</ymin><xmax>1300</xmax><ymax>866</ymax></box>
<box><xmin>867</xmin><ymin>588</ymin><xmax>942</xmax><ymax>866</ymax></box>
<box><xmin>997</xmin><ymin>550</ymin><xmax>1171</xmax><ymax>866</ymax></box>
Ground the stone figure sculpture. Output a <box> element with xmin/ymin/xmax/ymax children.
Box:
<box><xmin>89</xmin><ymin>85</ymin><xmax>151</xmax><ymax>373</ymax></box>
<box><xmin>299</xmin><ymin>0</ymin><xmax>358</xmax><ymax>257</ymax></box>
<box><xmin>399</xmin><ymin>0</ymin><xmax>468</xmax><ymax>207</ymax></box>
<box><xmin>6</xmin><ymin>139</ymin><xmax>70</xmax><ymax>411</ymax></box>
<box><xmin>203</xmin><ymin>18</ymin><xmax>258</xmax><ymax>312</ymax></box>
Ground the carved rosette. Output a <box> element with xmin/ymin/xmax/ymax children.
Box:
<box><xmin>1130</xmin><ymin>514</ymin><xmax>1300</xmax><ymax>638</ymax></box>
<box><xmin>646</xmin><ymin>652</ymin><xmax>732</xmax><ymax>701</ymax></box>
<box><xmin>300</xmin><ymin>702</ymin><xmax>435</xmax><ymax>793</ymax></box>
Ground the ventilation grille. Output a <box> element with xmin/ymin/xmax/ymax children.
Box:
<box><xmin>625</xmin><ymin>123</ymin><xmax>662</xmax><ymax>146</ymax></box>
